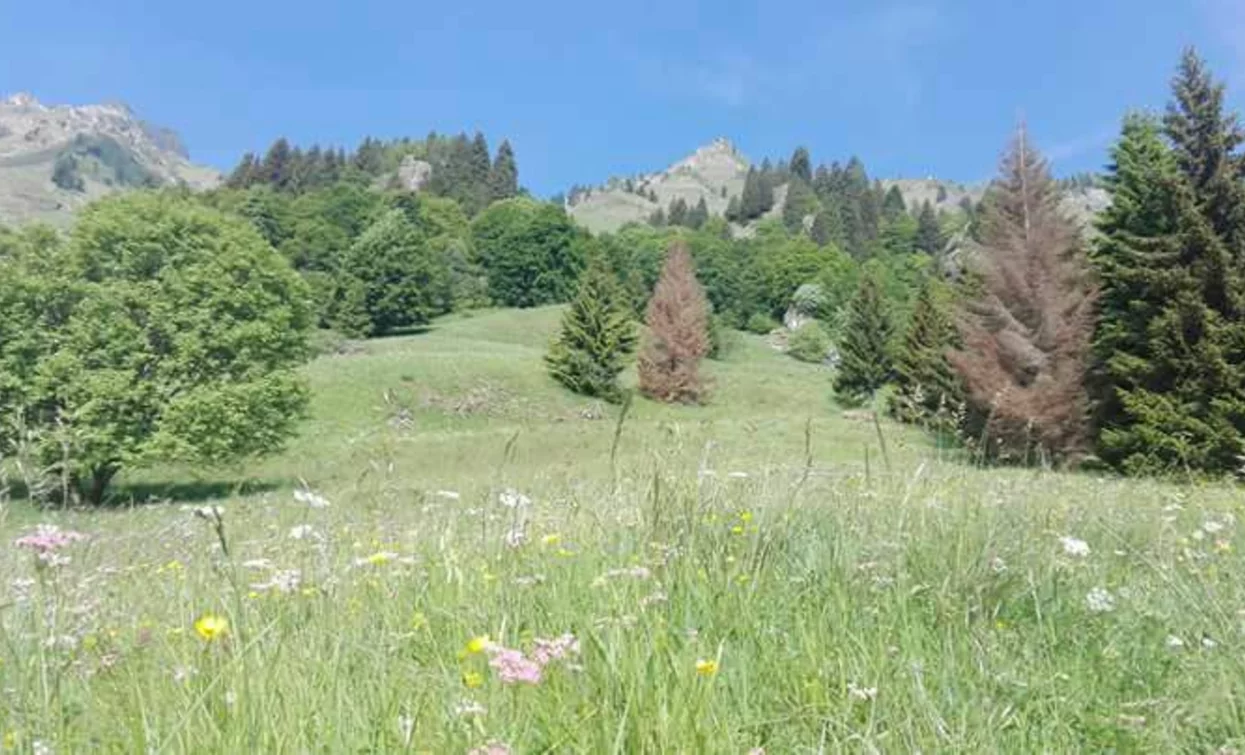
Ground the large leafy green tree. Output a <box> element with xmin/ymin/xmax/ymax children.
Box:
<box><xmin>1092</xmin><ymin>51</ymin><xmax>1245</xmax><ymax>474</ymax></box>
<box><xmin>0</xmin><ymin>193</ymin><xmax>313</xmax><ymax>504</ymax></box>
<box><xmin>545</xmin><ymin>259</ymin><xmax>638</xmax><ymax>402</ymax></box>
<box><xmin>471</xmin><ymin>199</ymin><xmax>587</xmax><ymax>307</ymax></box>
<box><xmin>833</xmin><ymin>272</ymin><xmax>894</xmax><ymax>402</ymax></box>
<box><xmin>336</xmin><ymin>209</ymin><xmax>452</xmax><ymax>337</ymax></box>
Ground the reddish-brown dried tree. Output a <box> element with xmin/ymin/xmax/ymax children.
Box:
<box><xmin>638</xmin><ymin>241</ymin><xmax>711</xmax><ymax>403</ymax></box>
<box><xmin>948</xmin><ymin>127</ymin><xmax>1098</xmax><ymax>464</ymax></box>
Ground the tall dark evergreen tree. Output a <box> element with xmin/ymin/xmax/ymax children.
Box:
<box><xmin>810</xmin><ymin>205</ymin><xmax>842</xmax><ymax>247</ymax></box>
<box><xmin>490</xmin><ymin>139</ymin><xmax>519</xmax><ymax>201</ymax></box>
<box><xmin>833</xmin><ymin>272</ymin><xmax>894</xmax><ymax>402</ymax></box>
<box><xmin>261</xmin><ymin>138</ymin><xmax>294</xmax><ymax>190</ymax></box>
<box><xmin>687</xmin><ymin>197</ymin><xmax>710</xmax><ymax>229</ymax></box>
<box><xmin>227</xmin><ymin>153</ymin><xmax>259</xmax><ymax>189</ymax></box>
<box><xmin>1092</xmin><ymin>50</ymin><xmax>1245</xmax><ymax>474</ymax></box>
<box><xmin>545</xmin><ymin>258</ymin><xmax>638</xmax><ymax>403</ymax></box>
<box><xmin>891</xmin><ymin>279</ymin><xmax>960</xmax><ymax>423</ymax></box>
<box><xmin>915</xmin><ymin>201</ymin><xmax>944</xmax><ymax>255</ymax></box>
<box><xmin>782</xmin><ymin>178</ymin><xmax>818</xmax><ymax>234</ymax></box>
<box><xmin>789</xmin><ymin>146</ymin><xmax>813</xmax><ymax>184</ymax></box>
<box><xmin>881</xmin><ymin>185</ymin><xmax>907</xmax><ymax>222</ymax></box>
<box><xmin>668</xmin><ymin>197</ymin><xmax>690</xmax><ymax>227</ymax></box>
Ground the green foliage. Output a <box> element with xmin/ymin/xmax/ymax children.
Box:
<box><xmin>472</xmin><ymin>199</ymin><xmax>586</xmax><ymax>308</ymax></box>
<box><xmin>489</xmin><ymin>139</ymin><xmax>519</xmax><ymax>202</ymax></box>
<box><xmin>0</xmin><ymin>193</ymin><xmax>312</xmax><ymax>504</ymax></box>
<box><xmin>891</xmin><ymin>278</ymin><xmax>961</xmax><ymax>424</ymax></box>
<box><xmin>52</xmin><ymin>152</ymin><xmax>85</xmax><ymax>192</ymax></box>
<box><xmin>782</xmin><ymin>178</ymin><xmax>818</xmax><ymax>234</ymax></box>
<box><xmin>545</xmin><ymin>259</ymin><xmax>637</xmax><ymax>402</ymax></box>
<box><xmin>337</xmin><ymin>209</ymin><xmax>451</xmax><ymax>337</ymax></box>
<box><xmin>739</xmin><ymin>167</ymin><xmax>775</xmax><ymax>221</ymax></box>
<box><xmin>915</xmin><ymin>201</ymin><xmax>944</xmax><ymax>255</ymax></box>
<box><xmin>787</xmin><ymin>321</ymin><xmax>831</xmax><ymax>363</ymax></box>
<box><xmin>881</xmin><ymin>185</ymin><xmax>907</xmax><ymax>221</ymax></box>
<box><xmin>745</xmin><ymin>312</ymin><xmax>779</xmax><ymax>334</ymax></box>
<box><xmin>1092</xmin><ymin>51</ymin><xmax>1245</xmax><ymax>475</ymax></box>
<box><xmin>789</xmin><ymin>146</ymin><xmax>812</xmax><ymax>183</ymax></box>
<box><xmin>687</xmin><ymin>197</ymin><xmax>709</xmax><ymax>230</ymax></box>
<box><xmin>834</xmin><ymin>272</ymin><xmax>894</xmax><ymax>403</ymax></box>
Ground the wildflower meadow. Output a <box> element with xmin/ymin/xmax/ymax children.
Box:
<box><xmin>2</xmin><ymin>308</ymin><xmax>1244</xmax><ymax>752</ymax></box>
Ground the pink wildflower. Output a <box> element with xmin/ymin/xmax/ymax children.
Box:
<box><xmin>15</xmin><ymin>525</ymin><xmax>87</xmax><ymax>554</ymax></box>
<box><xmin>488</xmin><ymin>646</ymin><xmax>543</xmax><ymax>685</ymax></box>
<box><xmin>468</xmin><ymin>743</ymin><xmax>511</xmax><ymax>755</ymax></box>
<box><xmin>532</xmin><ymin>633</ymin><xmax>580</xmax><ymax>665</ymax></box>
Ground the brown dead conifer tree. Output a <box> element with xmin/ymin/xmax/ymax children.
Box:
<box><xmin>948</xmin><ymin>127</ymin><xmax>1097</xmax><ymax>464</ymax></box>
<box><xmin>638</xmin><ymin>241</ymin><xmax>711</xmax><ymax>403</ymax></box>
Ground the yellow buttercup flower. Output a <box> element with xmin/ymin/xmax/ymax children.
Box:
<box><xmin>541</xmin><ymin>533</ymin><xmax>562</xmax><ymax>546</ymax></box>
<box><xmin>462</xmin><ymin>635</ymin><xmax>491</xmax><ymax>657</ymax></box>
<box><xmin>3</xmin><ymin>731</ymin><xmax>15</xmax><ymax>750</ymax></box>
<box><xmin>462</xmin><ymin>671</ymin><xmax>484</xmax><ymax>688</ymax></box>
<box><xmin>695</xmin><ymin>658</ymin><xmax>719</xmax><ymax>677</ymax></box>
<box><xmin>739</xmin><ymin>511</ymin><xmax>753</xmax><ymax>523</ymax></box>
<box><xmin>411</xmin><ymin>612</ymin><xmax>428</xmax><ymax>631</ymax></box>
<box><xmin>731</xmin><ymin>525</ymin><xmax>745</xmax><ymax>536</ymax></box>
<box><xmin>194</xmin><ymin>614</ymin><xmax>229</xmax><ymax>642</ymax></box>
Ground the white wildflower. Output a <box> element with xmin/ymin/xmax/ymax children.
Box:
<box><xmin>288</xmin><ymin>524</ymin><xmax>315</xmax><ymax>540</ymax></box>
<box><xmin>454</xmin><ymin>699</ymin><xmax>487</xmax><ymax>718</ymax></box>
<box><xmin>1085</xmin><ymin>587</ymin><xmax>1115</xmax><ymax>613</ymax></box>
<box><xmin>1060</xmin><ymin>536</ymin><xmax>1091</xmax><ymax>557</ymax></box>
<box><xmin>727</xmin><ymin>471</ymin><xmax>750</xmax><ymax>479</ymax></box>
<box><xmin>172</xmin><ymin>665</ymin><xmax>199</xmax><ymax>683</ymax></box>
<box><xmin>1203</xmin><ymin>520</ymin><xmax>1225</xmax><ymax>534</ymax></box>
<box><xmin>498</xmin><ymin>489</ymin><xmax>530</xmax><ymax>509</ymax></box>
<box><xmin>435</xmin><ymin>490</ymin><xmax>461</xmax><ymax>500</ymax></box>
<box><xmin>503</xmin><ymin>528</ymin><xmax>527</xmax><ymax>549</ymax></box>
<box><xmin>32</xmin><ymin>740</ymin><xmax>51</xmax><ymax>755</ymax></box>
<box><xmin>847</xmin><ymin>682</ymin><xmax>878</xmax><ymax>702</ymax></box>
<box><xmin>294</xmin><ymin>488</ymin><xmax>331</xmax><ymax>509</ymax></box>
<box><xmin>397</xmin><ymin>714</ymin><xmax>414</xmax><ymax>746</ymax></box>
<box><xmin>989</xmin><ymin>556</ymin><xmax>1008</xmax><ymax>574</ymax></box>
<box><xmin>242</xmin><ymin>558</ymin><xmax>275</xmax><ymax>570</ymax></box>
<box><xmin>251</xmin><ymin>569</ymin><xmax>302</xmax><ymax>594</ymax></box>
<box><xmin>1193</xmin><ymin>529</ymin><xmax>1206</xmax><ymax>541</ymax></box>
<box><xmin>1165</xmin><ymin>635</ymin><xmax>1185</xmax><ymax>649</ymax></box>
<box><xmin>1203</xmin><ymin>635</ymin><xmax>1218</xmax><ymax>649</ymax></box>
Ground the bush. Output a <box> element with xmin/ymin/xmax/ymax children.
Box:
<box><xmin>707</xmin><ymin>314</ymin><xmax>741</xmax><ymax>360</ymax></box>
<box><xmin>787</xmin><ymin>321</ymin><xmax>831</xmax><ymax>363</ymax></box>
<box><xmin>745</xmin><ymin>312</ymin><xmax>779</xmax><ymax>334</ymax></box>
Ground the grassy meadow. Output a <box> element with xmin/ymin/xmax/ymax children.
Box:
<box><xmin>2</xmin><ymin>307</ymin><xmax>1245</xmax><ymax>753</ymax></box>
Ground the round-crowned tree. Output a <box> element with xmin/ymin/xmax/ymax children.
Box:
<box><xmin>0</xmin><ymin>192</ymin><xmax>314</xmax><ymax>504</ymax></box>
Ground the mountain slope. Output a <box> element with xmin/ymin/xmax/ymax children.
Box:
<box><xmin>568</xmin><ymin>139</ymin><xmax>1109</xmax><ymax>236</ymax></box>
<box><xmin>0</xmin><ymin>93</ymin><xmax>220</xmax><ymax>227</ymax></box>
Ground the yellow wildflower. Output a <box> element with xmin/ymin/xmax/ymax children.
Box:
<box><xmin>2</xmin><ymin>731</ymin><xmax>14</xmax><ymax>750</ymax></box>
<box><xmin>367</xmin><ymin>552</ymin><xmax>392</xmax><ymax>566</ymax></box>
<box><xmin>731</xmin><ymin>525</ymin><xmax>745</xmax><ymax>536</ymax></box>
<box><xmin>411</xmin><ymin>612</ymin><xmax>428</xmax><ymax>631</ymax></box>
<box><xmin>461</xmin><ymin>635</ymin><xmax>491</xmax><ymax>658</ymax></box>
<box><xmin>1215</xmin><ymin>539</ymin><xmax>1233</xmax><ymax>554</ymax></box>
<box><xmin>462</xmin><ymin>671</ymin><xmax>484</xmax><ymax>689</ymax></box>
<box><xmin>541</xmin><ymin>533</ymin><xmax>563</xmax><ymax>547</ymax></box>
<box><xmin>739</xmin><ymin>511</ymin><xmax>753</xmax><ymax>523</ymax></box>
<box><xmin>193</xmin><ymin>614</ymin><xmax>229</xmax><ymax>642</ymax></box>
<box><xmin>695</xmin><ymin>658</ymin><xmax>719</xmax><ymax>677</ymax></box>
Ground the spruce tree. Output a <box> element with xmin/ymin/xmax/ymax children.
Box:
<box><xmin>545</xmin><ymin>259</ymin><xmax>638</xmax><ymax>403</ymax></box>
<box><xmin>490</xmin><ymin>139</ymin><xmax>519</xmax><ymax>201</ymax></box>
<box><xmin>260</xmin><ymin>138</ymin><xmax>293</xmax><ymax>190</ymax></box>
<box><xmin>1092</xmin><ymin>50</ymin><xmax>1245</xmax><ymax>474</ymax></box>
<box><xmin>789</xmin><ymin>146</ymin><xmax>812</xmax><ymax>183</ymax></box>
<box><xmin>810</xmin><ymin>205</ymin><xmax>842</xmax><ymax>247</ymax></box>
<box><xmin>227</xmin><ymin>153</ymin><xmax>259</xmax><ymax>189</ymax></box>
<box><xmin>915</xmin><ymin>201</ymin><xmax>944</xmax><ymax>255</ymax></box>
<box><xmin>948</xmin><ymin>128</ymin><xmax>1096</xmax><ymax>463</ymax></box>
<box><xmin>668</xmin><ymin>197</ymin><xmax>689</xmax><ymax>227</ymax></box>
<box><xmin>639</xmin><ymin>242</ymin><xmax>711</xmax><ymax>403</ymax></box>
<box><xmin>892</xmin><ymin>278</ymin><xmax>960</xmax><ymax>423</ymax></box>
<box><xmin>782</xmin><ymin>178</ymin><xmax>817</xmax><ymax>233</ymax></box>
<box><xmin>881</xmin><ymin>185</ymin><xmax>907</xmax><ymax>222</ymax></box>
<box><xmin>833</xmin><ymin>272</ymin><xmax>894</xmax><ymax>402</ymax></box>
<box><xmin>688</xmin><ymin>197</ymin><xmax>710</xmax><ymax>229</ymax></box>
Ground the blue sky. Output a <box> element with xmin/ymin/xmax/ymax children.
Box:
<box><xmin>3</xmin><ymin>0</ymin><xmax>1243</xmax><ymax>196</ymax></box>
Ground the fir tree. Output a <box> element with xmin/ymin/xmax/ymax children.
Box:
<box><xmin>915</xmin><ymin>201</ymin><xmax>944</xmax><ymax>255</ymax></box>
<box><xmin>490</xmin><ymin>139</ymin><xmax>519</xmax><ymax>201</ymax></box>
<box><xmin>649</xmin><ymin>207</ymin><xmax>667</xmax><ymax>227</ymax></box>
<box><xmin>724</xmin><ymin>195</ymin><xmax>741</xmax><ymax>223</ymax></box>
<box><xmin>1092</xmin><ymin>50</ymin><xmax>1245</xmax><ymax>474</ymax></box>
<box><xmin>668</xmin><ymin>197</ymin><xmax>689</xmax><ymax>227</ymax></box>
<box><xmin>834</xmin><ymin>272</ymin><xmax>894</xmax><ymax>402</ymax></box>
<box><xmin>639</xmin><ymin>242</ymin><xmax>711</xmax><ymax>403</ymax></box>
<box><xmin>948</xmin><ymin>127</ymin><xmax>1097</xmax><ymax>464</ymax></box>
<box><xmin>881</xmin><ymin>185</ymin><xmax>907</xmax><ymax>221</ymax></box>
<box><xmin>789</xmin><ymin>146</ymin><xmax>812</xmax><ymax>183</ymax></box>
<box><xmin>688</xmin><ymin>197</ymin><xmax>710</xmax><ymax>229</ymax></box>
<box><xmin>227</xmin><ymin>153</ymin><xmax>259</xmax><ymax>189</ymax></box>
<box><xmin>545</xmin><ymin>259</ymin><xmax>638</xmax><ymax>403</ymax></box>
<box><xmin>892</xmin><ymin>279</ymin><xmax>960</xmax><ymax>423</ymax></box>
<box><xmin>782</xmin><ymin>178</ymin><xmax>817</xmax><ymax>233</ymax></box>
<box><xmin>260</xmin><ymin>138</ymin><xmax>294</xmax><ymax>190</ymax></box>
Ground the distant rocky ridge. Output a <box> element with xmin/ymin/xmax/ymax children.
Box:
<box><xmin>567</xmin><ymin>139</ymin><xmax>1109</xmax><ymax>236</ymax></box>
<box><xmin>0</xmin><ymin>93</ymin><xmax>219</xmax><ymax>227</ymax></box>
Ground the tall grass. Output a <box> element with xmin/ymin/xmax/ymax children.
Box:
<box><xmin>1</xmin><ymin>308</ymin><xmax>1242</xmax><ymax>752</ymax></box>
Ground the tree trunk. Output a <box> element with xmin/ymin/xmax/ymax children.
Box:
<box><xmin>84</xmin><ymin>464</ymin><xmax>119</xmax><ymax>506</ymax></box>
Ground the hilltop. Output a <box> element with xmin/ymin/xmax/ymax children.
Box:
<box><xmin>567</xmin><ymin>139</ymin><xmax>1109</xmax><ymax>235</ymax></box>
<box><xmin>0</xmin><ymin>93</ymin><xmax>220</xmax><ymax>226</ymax></box>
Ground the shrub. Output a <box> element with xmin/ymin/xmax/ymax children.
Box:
<box><xmin>745</xmin><ymin>312</ymin><xmax>779</xmax><ymax>334</ymax></box>
<box><xmin>787</xmin><ymin>321</ymin><xmax>831</xmax><ymax>363</ymax></box>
